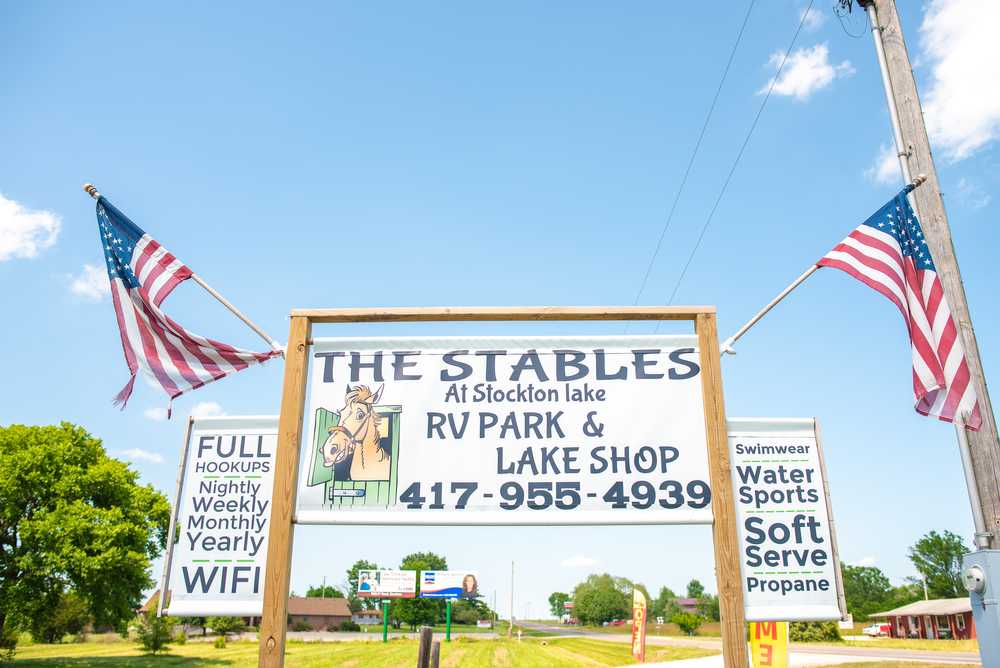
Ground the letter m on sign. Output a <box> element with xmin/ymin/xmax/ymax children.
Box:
<box><xmin>755</xmin><ymin>622</ymin><xmax>778</xmax><ymax>640</ymax></box>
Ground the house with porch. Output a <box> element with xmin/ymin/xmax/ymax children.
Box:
<box><xmin>870</xmin><ymin>598</ymin><xmax>975</xmax><ymax>640</ymax></box>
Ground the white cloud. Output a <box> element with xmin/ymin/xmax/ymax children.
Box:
<box><xmin>120</xmin><ymin>448</ymin><xmax>164</xmax><ymax>464</ymax></box>
<box><xmin>69</xmin><ymin>264</ymin><xmax>110</xmax><ymax>301</ymax></box>
<box><xmin>144</xmin><ymin>407</ymin><xmax>168</xmax><ymax>421</ymax></box>
<box><xmin>856</xmin><ymin>556</ymin><xmax>877</xmax><ymax>567</ymax></box>
<box><xmin>560</xmin><ymin>555</ymin><xmax>599</xmax><ymax>568</ymax></box>
<box><xmin>955</xmin><ymin>177</ymin><xmax>991</xmax><ymax>210</ymax></box>
<box><xmin>801</xmin><ymin>7</ymin><xmax>825</xmax><ymax>31</ymax></box>
<box><xmin>865</xmin><ymin>143</ymin><xmax>902</xmax><ymax>185</ymax></box>
<box><xmin>190</xmin><ymin>401</ymin><xmax>225</xmax><ymax>418</ymax></box>
<box><xmin>920</xmin><ymin>0</ymin><xmax>1000</xmax><ymax>161</ymax></box>
<box><xmin>761</xmin><ymin>43</ymin><xmax>855</xmax><ymax>101</ymax></box>
<box><xmin>0</xmin><ymin>193</ymin><xmax>61</xmax><ymax>261</ymax></box>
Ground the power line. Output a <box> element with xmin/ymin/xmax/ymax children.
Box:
<box><xmin>630</xmin><ymin>0</ymin><xmax>757</xmax><ymax>315</ymax></box>
<box><xmin>660</xmin><ymin>0</ymin><xmax>816</xmax><ymax>318</ymax></box>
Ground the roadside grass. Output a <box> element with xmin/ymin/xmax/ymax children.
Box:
<box><xmin>807</xmin><ymin>638</ymin><xmax>979</xmax><ymax>652</ymax></box>
<box><xmin>575</xmin><ymin>622</ymin><xmax>722</xmax><ymax>637</ymax></box>
<box><xmin>813</xmin><ymin>663</ymin><xmax>979</xmax><ymax>668</ymax></box>
<box><xmin>10</xmin><ymin>636</ymin><xmax>718</xmax><ymax>667</ymax></box>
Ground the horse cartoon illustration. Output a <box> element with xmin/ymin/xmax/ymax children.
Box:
<box><xmin>320</xmin><ymin>384</ymin><xmax>390</xmax><ymax>481</ymax></box>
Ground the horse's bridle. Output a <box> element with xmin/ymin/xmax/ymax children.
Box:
<box><xmin>329</xmin><ymin>402</ymin><xmax>375</xmax><ymax>451</ymax></box>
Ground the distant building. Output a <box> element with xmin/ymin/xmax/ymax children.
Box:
<box><xmin>870</xmin><ymin>598</ymin><xmax>975</xmax><ymax>640</ymax></box>
<box><xmin>675</xmin><ymin>598</ymin><xmax>700</xmax><ymax>615</ymax></box>
<box><xmin>141</xmin><ymin>591</ymin><xmax>352</xmax><ymax>631</ymax></box>
<box><xmin>286</xmin><ymin>596</ymin><xmax>352</xmax><ymax>631</ymax></box>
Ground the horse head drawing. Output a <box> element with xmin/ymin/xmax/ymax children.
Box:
<box><xmin>321</xmin><ymin>384</ymin><xmax>390</xmax><ymax>481</ymax></box>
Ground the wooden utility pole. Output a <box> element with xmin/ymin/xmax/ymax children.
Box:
<box><xmin>861</xmin><ymin>0</ymin><xmax>1000</xmax><ymax>547</ymax></box>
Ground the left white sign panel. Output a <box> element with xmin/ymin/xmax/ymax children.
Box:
<box><xmin>161</xmin><ymin>416</ymin><xmax>278</xmax><ymax>617</ymax></box>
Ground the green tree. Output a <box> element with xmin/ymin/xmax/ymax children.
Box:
<box><xmin>651</xmin><ymin>586</ymin><xmax>679</xmax><ymax>621</ymax></box>
<box><xmin>571</xmin><ymin>574</ymin><xmax>630</xmax><ymax>625</ymax></box>
<box><xmin>391</xmin><ymin>552</ymin><xmax>447</xmax><ymax>631</ymax></box>
<box><xmin>697</xmin><ymin>594</ymin><xmax>720</xmax><ymax>622</ymax></box>
<box><xmin>841</xmin><ymin>563</ymin><xmax>895</xmax><ymax>620</ymax></box>
<box><xmin>30</xmin><ymin>590</ymin><xmax>90</xmax><ymax>643</ymax></box>
<box><xmin>789</xmin><ymin>621</ymin><xmax>841</xmax><ymax>642</ymax></box>
<box><xmin>345</xmin><ymin>559</ymin><xmax>379</xmax><ymax>612</ymax></box>
<box><xmin>0</xmin><ymin>423</ymin><xmax>170</xmax><ymax>650</ymax></box>
<box><xmin>685</xmin><ymin>579</ymin><xmax>705</xmax><ymax>599</ymax></box>
<box><xmin>306</xmin><ymin>584</ymin><xmax>345</xmax><ymax>599</ymax></box>
<box><xmin>207</xmin><ymin>616</ymin><xmax>245</xmax><ymax>638</ymax></box>
<box><xmin>548</xmin><ymin>592</ymin><xmax>570</xmax><ymax>618</ymax></box>
<box><xmin>135</xmin><ymin>611</ymin><xmax>172</xmax><ymax>654</ymax></box>
<box><xmin>908</xmin><ymin>530</ymin><xmax>967</xmax><ymax>599</ymax></box>
<box><xmin>671</xmin><ymin>612</ymin><xmax>703</xmax><ymax>636</ymax></box>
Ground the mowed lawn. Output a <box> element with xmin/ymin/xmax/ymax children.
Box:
<box><xmin>815</xmin><ymin>664</ymin><xmax>979</xmax><ymax>668</ymax></box>
<box><xmin>12</xmin><ymin>637</ymin><xmax>717</xmax><ymax>667</ymax></box>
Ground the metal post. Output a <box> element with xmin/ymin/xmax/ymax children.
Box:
<box><xmin>445</xmin><ymin>599</ymin><xmax>452</xmax><ymax>642</ymax></box>
<box><xmin>508</xmin><ymin>561</ymin><xmax>514</xmax><ymax>638</ymax></box>
<box><xmin>382</xmin><ymin>599</ymin><xmax>389</xmax><ymax>643</ymax></box>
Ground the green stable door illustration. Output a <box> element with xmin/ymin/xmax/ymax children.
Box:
<box><xmin>306</xmin><ymin>384</ymin><xmax>402</xmax><ymax>507</ymax></box>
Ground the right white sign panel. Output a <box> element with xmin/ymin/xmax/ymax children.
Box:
<box><xmin>729</xmin><ymin>418</ymin><xmax>845</xmax><ymax>622</ymax></box>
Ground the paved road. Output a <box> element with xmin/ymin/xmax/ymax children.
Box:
<box><xmin>518</xmin><ymin>621</ymin><xmax>981</xmax><ymax>665</ymax></box>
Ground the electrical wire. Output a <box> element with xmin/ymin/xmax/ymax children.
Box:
<box><xmin>658</xmin><ymin>0</ymin><xmax>816</xmax><ymax>323</ymax></box>
<box><xmin>629</xmin><ymin>0</ymin><xmax>757</xmax><ymax>318</ymax></box>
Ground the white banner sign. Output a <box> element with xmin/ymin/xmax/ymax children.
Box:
<box><xmin>419</xmin><ymin>571</ymin><xmax>480</xmax><ymax>599</ymax></box>
<box><xmin>357</xmin><ymin>569</ymin><xmax>417</xmax><ymax>599</ymax></box>
<box><xmin>161</xmin><ymin>416</ymin><xmax>277</xmax><ymax>617</ymax></box>
<box><xmin>729</xmin><ymin>418</ymin><xmax>845</xmax><ymax>622</ymax></box>
<box><xmin>296</xmin><ymin>335</ymin><xmax>712</xmax><ymax>525</ymax></box>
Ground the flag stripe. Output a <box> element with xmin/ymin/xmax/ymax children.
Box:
<box><xmin>818</xmin><ymin>187</ymin><xmax>981</xmax><ymax>430</ymax></box>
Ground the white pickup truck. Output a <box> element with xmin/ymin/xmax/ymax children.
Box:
<box><xmin>862</xmin><ymin>623</ymin><xmax>891</xmax><ymax>637</ymax></box>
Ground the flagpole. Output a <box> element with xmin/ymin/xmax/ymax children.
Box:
<box><xmin>83</xmin><ymin>183</ymin><xmax>284</xmax><ymax>355</ymax></box>
<box><xmin>720</xmin><ymin>175</ymin><xmax>926</xmax><ymax>357</ymax></box>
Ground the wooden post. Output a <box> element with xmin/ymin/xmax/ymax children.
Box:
<box><xmin>697</xmin><ymin>313</ymin><xmax>749</xmax><ymax>668</ymax></box>
<box><xmin>258</xmin><ymin>316</ymin><xmax>311</xmax><ymax>668</ymax></box>
<box><xmin>430</xmin><ymin>640</ymin><xmax>441</xmax><ymax>668</ymax></box>
<box><xmin>417</xmin><ymin>626</ymin><xmax>433</xmax><ymax>668</ymax></box>
<box><xmin>866</xmin><ymin>0</ymin><xmax>1000</xmax><ymax>547</ymax></box>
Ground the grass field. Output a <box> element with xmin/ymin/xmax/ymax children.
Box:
<box><xmin>813</xmin><ymin>664</ymin><xmax>979</xmax><ymax>668</ymax></box>
<box><xmin>11</xmin><ymin>637</ymin><xmax>717</xmax><ymax>667</ymax></box>
<box><xmin>810</xmin><ymin>638</ymin><xmax>979</xmax><ymax>653</ymax></box>
<box><xmin>576</xmin><ymin>622</ymin><xmax>722</xmax><ymax>637</ymax></box>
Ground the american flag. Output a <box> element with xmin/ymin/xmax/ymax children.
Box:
<box><xmin>817</xmin><ymin>186</ymin><xmax>981</xmax><ymax>430</ymax></box>
<box><xmin>95</xmin><ymin>197</ymin><xmax>279</xmax><ymax>412</ymax></box>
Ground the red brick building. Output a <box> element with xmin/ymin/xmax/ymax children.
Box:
<box><xmin>870</xmin><ymin>598</ymin><xmax>975</xmax><ymax>640</ymax></box>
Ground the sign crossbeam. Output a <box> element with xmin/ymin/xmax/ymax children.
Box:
<box><xmin>257</xmin><ymin>306</ymin><xmax>748</xmax><ymax>668</ymax></box>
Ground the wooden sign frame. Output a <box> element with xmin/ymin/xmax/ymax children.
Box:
<box><xmin>258</xmin><ymin>306</ymin><xmax>747</xmax><ymax>668</ymax></box>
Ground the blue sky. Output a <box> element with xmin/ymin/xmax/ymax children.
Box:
<box><xmin>2</xmin><ymin>0</ymin><xmax>998</xmax><ymax>619</ymax></box>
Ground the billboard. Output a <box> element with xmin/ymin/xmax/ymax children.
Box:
<box><xmin>296</xmin><ymin>335</ymin><xmax>712</xmax><ymax>525</ymax></box>
<box><xmin>419</xmin><ymin>571</ymin><xmax>479</xmax><ymax>599</ymax></box>
<box><xmin>729</xmin><ymin>418</ymin><xmax>845</xmax><ymax>622</ymax></box>
<box><xmin>356</xmin><ymin>569</ymin><xmax>417</xmax><ymax>599</ymax></box>
<box><xmin>160</xmin><ymin>416</ymin><xmax>278</xmax><ymax>617</ymax></box>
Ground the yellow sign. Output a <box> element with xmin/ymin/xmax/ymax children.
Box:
<box><xmin>750</xmin><ymin>621</ymin><xmax>788</xmax><ymax>668</ymax></box>
<box><xmin>631</xmin><ymin>589</ymin><xmax>648</xmax><ymax>663</ymax></box>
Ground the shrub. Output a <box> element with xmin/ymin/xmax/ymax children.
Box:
<box><xmin>174</xmin><ymin>631</ymin><xmax>187</xmax><ymax>645</ymax></box>
<box><xmin>671</xmin><ymin>612</ymin><xmax>704</xmax><ymax>636</ymax></box>
<box><xmin>291</xmin><ymin>621</ymin><xmax>312</xmax><ymax>632</ymax></box>
<box><xmin>213</xmin><ymin>636</ymin><xmax>226</xmax><ymax>649</ymax></box>
<box><xmin>0</xmin><ymin>621</ymin><xmax>17</xmax><ymax>662</ymax></box>
<box><xmin>339</xmin><ymin>620</ymin><xmax>360</xmax><ymax>632</ymax></box>
<box><xmin>30</xmin><ymin>592</ymin><xmax>90</xmax><ymax>644</ymax></box>
<box><xmin>789</xmin><ymin>621</ymin><xmax>841</xmax><ymax>642</ymax></box>
<box><xmin>135</xmin><ymin>612</ymin><xmax>172</xmax><ymax>655</ymax></box>
<box><xmin>208</xmin><ymin>616</ymin><xmax>246</xmax><ymax>638</ymax></box>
